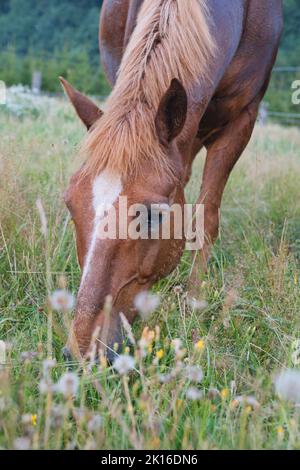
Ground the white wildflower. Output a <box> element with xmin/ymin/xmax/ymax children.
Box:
<box><xmin>113</xmin><ymin>354</ymin><xmax>135</xmax><ymax>375</ymax></box>
<box><xmin>39</xmin><ymin>379</ymin><xmax>55</xmax><ymax>395</ymax></box>
<box><xmin>14</xmin><ymin>437</ymin><xmax>31</xmax><ymax>450</ymax></box>
<box><xmin>134</xmin><ymin>291</ymin><xmax>160</xmax><ymax>320</ymax></box>
<box><xmin>274</xmin><ymin>369</ymin><xmax>300</xmax><ymax>404</ymax></box>
<box><xmin>87</xmin><ymin>415</ymin><xmax>103</xmax><ymax>433</ymax></box>
<box><xmin>243</xmin><ymin>396</ymin><xmax>260</xmax><ymax>410</ymax></box>
<box><xmin>234</xmin><ymin>395</ymin><xmax>260</xmax><ymax>410</ymax></box>
<box><xmin>56</xmin><ymin>372</ymin><xmax>79</xmax><ymax>398</ymax></box>
<box><xmin>42</xmin><ymin>358</ymin><xmax>56</xmax><ymax>377</ymax></box>
<box><xmin>51</xmin><ymin>405</ymin><xmax>64</xmax><ymax>428</ymax></box>
<box><xmin>20</xmin><ymin>351</ymin><xmax>38</xmax><ymax>362</ymax></box>
<box><xmin>173</xmin><ymin>285</ymin><xmax>183</xmax><ymax>294</ymax></box>
<box><xmin>171</xmin><ymin>338</ymin><xmax>186</xmax><ymax>360</ymax></box>
<box><xmin>159</xmin><ymin>373</ymin><xmax>173</xmax><ymax>384</ymax></box>
<box><xmin>49</xmin><ymin>290</ymin><xmax>75</xmax><ymax>312</ymax></box>
<box><xmin>186</xmin><ymin>387</ymin><xmax>203</xmax><ymax>401</ymax></box>
<box><xmin>184</xmin><ymin>366</ymin><xmax>203</xmax><ymax>384</ymax></box>
<box><xmin>186</xmin><ymin>297</ymin><xmax>208</xmax><ymax>311</ymax></box>
<box><xmin>66</xmin><ymin>441</ymin><xmax>77</xmax><ymax>450</ymax></box>
<box><xmin>21</xmin><ymin>414</ymin><xmax>31</xmax><ymax>426</ymax></box>
<box><xmin>172</xmin><ymin>338</ymin><xmax>183</xmax><ymax>353</ymax></box>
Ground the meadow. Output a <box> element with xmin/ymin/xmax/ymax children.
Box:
<box><xmin>0</xmin><ymin>89</ymin><xmax>300</xmax><ymax>450</ymax></box>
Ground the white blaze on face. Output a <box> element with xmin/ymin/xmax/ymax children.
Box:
<box><xmin>80</xmin><ymin>170</ymin><xmax>122</xmax><ymax>287</ymax></box>
<box><xmin>92</xmin><ymin>170</ymin><xmax>123</xmax><ymax>218</ymax></box>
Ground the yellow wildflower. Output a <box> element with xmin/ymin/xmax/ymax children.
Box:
<box><xmin>156</xmin><ymin>349</ymin><xmax>164</xmax><ymax>360</ymax></box>
<box><xmin>30</xmin><ymin>414</ymin><xmax>37</xmax><ymax>427</ymax></box>
<box><xmin>195</xmin><ymin>340</ymin><xmax>205</xmax><ymax>351</ymax></box>
<box><xmin>220</xmin><ymin>388</ymin><xmax>229</xmax><ymax>399</ymax></box>
<box><xmin>277</xmin><ymin>426</ymin><xmax>284</xmax><ymax>441</ymax></box>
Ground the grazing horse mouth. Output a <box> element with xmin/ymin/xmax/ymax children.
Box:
<box><xmin>63</xmin><ymin>272</ymin><xmax>153</xmax><ymax>363</ymax></box>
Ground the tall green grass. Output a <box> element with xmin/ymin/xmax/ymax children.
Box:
<box><xmin>0</xmin><ymin>96</ymin><xmax>300</xmax><ymax>450</ymax></box>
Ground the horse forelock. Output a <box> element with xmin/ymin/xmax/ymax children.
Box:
<box><xmin>80</xmin><ymin>0</ymin><xmax>216</xmax><ymax>180</ymax></box>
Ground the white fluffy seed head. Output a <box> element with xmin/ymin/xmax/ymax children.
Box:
<box><xmin>87</xmin><ymin>415</ymin><xmax>103</xmax><ymax>433</ymax></box>
<box><xmin>39</xmin><ymin>379</ymin><xmax>55</xmax><ymax>395</ymax></box>
<box><xmin>49</xmin><ymin>290</ymin><xmax>75</xmax><ymax>312</ymax></box>
<box><xmin>186</xmin><ymin>297</ymin><xmax>208</xmax><ymax>311</ymax></box>
<box><xmin>14</xmin><ymin>437</ymin><xmax>31</xmax><ymax>450</ymax></box>
<box><xmin>172</xmin><ymin>338</ymin><xmax>183</xmax><ymax>352</ymax></box>
<box><xmin>274</xmin><ymin>369</ymin><xmax>300</xmax><ymax>404</ymax></box>
<box><xmin>184</xmin><ymin>366</ymin><xmax>203</xmax><ymax>384</ymax></box>
<box><xmin>56</xmin><ymin>372</ymin><xmax>79</xmax><ymax>398</ymax></box>
<box><xmin>186</xmin><ymin>387</ymin><xmax>203</xmax><ymax>401</ymax></box>
<box><xmin>42</xmin><ymin>358</ymin><xmax>56</xmax><ymax>377</ymax></box>
<box><xmin>234</xmin><ymin>395</ymin><xmax>260</xmax><ymax>410</ymax></box>
<box><xmin>134</xmin><ymin>291</ymin><xmax>160</xmax><ymax>320</ymax></box>
<box><xmin>113</xmin><ymin>354</ymin><xmax>135</xmax><ymax>375</ymax></box>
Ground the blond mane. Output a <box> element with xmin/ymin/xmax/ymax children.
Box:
<box><xmin>81</xmin><ymin>0</ymin><xmax>215</xmax><ymax>179</ymax></box>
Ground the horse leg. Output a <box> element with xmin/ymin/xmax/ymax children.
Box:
<box><xmin>188</xmin><ymin>99</ymin><xmax>260</xmax><ymax>295</ymax></box>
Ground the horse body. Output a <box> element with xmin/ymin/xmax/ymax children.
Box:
<box><xmin>100</xmin><ymin>0</ymin><xmax>282</xmax><ymax>142</ymax></box>
<box><xmin>61</xmin><ymin>0</ymin><xmax>283</xmax><ymax>360</ymax></box>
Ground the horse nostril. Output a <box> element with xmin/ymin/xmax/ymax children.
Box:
<box><xmin>62</xmin><ymin>346</ymin><xmax>73</xmax><ymax>362</ymax></box>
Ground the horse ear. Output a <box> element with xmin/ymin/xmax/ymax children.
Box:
<box><xmin>59</xmin><ymin>77</ymin><xmax>103</xmax><ymax>130</ymax></box>
<box><xmin>155</xmin><ymin>79</ymin><xmax>188</xmax><ymax>146</ymax></box>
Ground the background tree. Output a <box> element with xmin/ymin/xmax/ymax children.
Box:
<box><xmin>0</xmin><ymin>0</ymin><xmax>299</xmax><ymax>106</ymax></box>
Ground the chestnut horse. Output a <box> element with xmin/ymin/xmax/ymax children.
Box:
<box><xmin>60</xmin><ymin>0</ymin><xmax>283</xmax><ymax>361</ymax></box>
